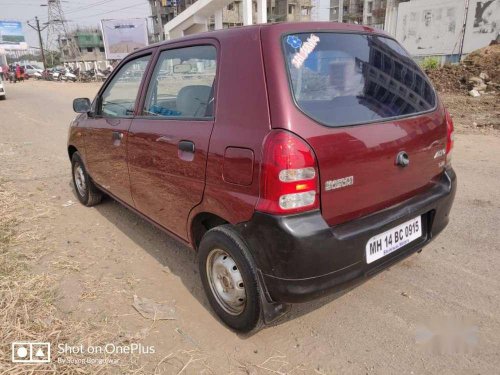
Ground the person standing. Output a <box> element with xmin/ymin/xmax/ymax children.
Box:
<box><xmin>3</xmin><ymin>64</ymin><xmax>9</xmax><ymax>81</ymax></box>
<box><xmin>19</xmin><ymin>65</ymin><xmax>25</xmax><ymax>82</ymax></box>
<box><xmin>15</xmin><ymin>64</ymin><xmax>21</xmax><ymax>82</ymax></box>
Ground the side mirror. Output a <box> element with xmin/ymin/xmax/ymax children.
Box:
<box><xmin>73</xmin><ymin>98</ymin><xmax>92</xmax><ymax>113</ymax></box>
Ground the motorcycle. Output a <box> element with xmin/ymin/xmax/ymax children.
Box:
<box><xmin>42</xmin><ymin>69</ymin><xmax>54</xmax><ymax>81</ymax></box>
<box><xmin>62</xmin><ymin>69</ymin><xmax>77</xmax><ymax>82</ymax></box>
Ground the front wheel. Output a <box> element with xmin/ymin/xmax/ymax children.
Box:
<box><xmin>198</xmin><ymin>225</ymin><xmax>262</xmax><ymax>332</ymax></box>
<box><xmin>71</xmin><ymin>152</ymin><xmax>103</xmax><ymax>206</ymax></box>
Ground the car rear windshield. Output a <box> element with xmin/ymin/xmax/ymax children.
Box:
<box><xmin>283</xmin><ymin>32</ymin><xmax>436</xmax><ymax>127</ymax></box>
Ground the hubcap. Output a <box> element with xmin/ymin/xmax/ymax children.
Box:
<box><xmin>206</xmin><ymin>249</ymin><xmax>246</xmax><ymax>315</ymax></box>
<box><xmin>74</xmin><ymin>163</ymin><xmax>87</xmax><ymax>197</ymax></box>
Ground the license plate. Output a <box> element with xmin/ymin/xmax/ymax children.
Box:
<box><xmin>365</xmin><ymin>216</ymin><xmax>422</xmax><ymax>264</ymax></box>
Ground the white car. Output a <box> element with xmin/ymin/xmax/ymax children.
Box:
<box><xmin>23</xmin><ymin>64</ymin><xmax>43</xmax><ymax>76</ymax></box>
<box><xmin>0</xmin><ymin>78</ymin><xmax>6</xmax><ymax>100</ymax></box>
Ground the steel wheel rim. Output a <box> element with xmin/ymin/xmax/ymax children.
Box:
<box><xmin>206</xmin><ymin>248</ymin><xmax>246</xmax><ymax>316</ymax></box>
<box><xmin>74</xmin><ymin>163</ymin><xmax>87</xmax><ymax>197</ymax></box>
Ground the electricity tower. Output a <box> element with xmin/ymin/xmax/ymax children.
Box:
<box><xmin>45</xmin><ymin>0</ymin><xmax>79</xmax><ymax>62</ymax></box>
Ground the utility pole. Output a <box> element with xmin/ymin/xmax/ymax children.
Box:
<box><xmin>458</xmin><ymin>0</ymin><xmax>470</xmax><ymax>59</ymax></box>
<box><xmin>27</xmin><ymin>16</ymin><xmax>48</xmax><ymax>69</ymax></box>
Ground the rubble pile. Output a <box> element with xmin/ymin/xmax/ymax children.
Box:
<box><xmin>425</xmin><ymin>44</ymin><xmax>500</xmax><ymax>97</ymax></box>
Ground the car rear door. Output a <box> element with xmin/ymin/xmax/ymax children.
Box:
<box><xmin>127</xmin><ymin>43</ymin><xmax>218</xmax><ymax>239</ymax></box>
<box><xmin>83</xmin><ymin>53</ymin><xmax>152</xmax><ymax>205</ymax></box>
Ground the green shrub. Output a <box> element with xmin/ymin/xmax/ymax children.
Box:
<box><xmin>420</xmin><ymin>57</ymin><xmax>440</xmax><ymax>70</ymax></box>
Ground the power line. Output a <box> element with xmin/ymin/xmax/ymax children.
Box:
<box><xmin>4</xmin><ymin>3</ymin><xmax>46</xmax><ymax>6</ymax></box>
<box><xmin>37</xmin><ymin>0</ymin><xmax>147</xmax><ymax>23</ymax></box>
<box><xmin>64</xmin><ymin>0</ymin><xmax>124</xmax><ymax>16</ymax></box>
<box><xmin>68</xmin><ymin>3</ymin><xmax>147</xmax><ymax>22</ymax></box>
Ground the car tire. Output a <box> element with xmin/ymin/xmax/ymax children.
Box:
<box><xmin>198</xmin><ymin>225</ymin><xmax>262</xmax><ymax>332</ymax></box>
<box><xmin>71</xmin><ymin>152</ymin><xmax>102</xmax><ymax>206</ymax></box>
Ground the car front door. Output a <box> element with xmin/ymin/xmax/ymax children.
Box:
<box><xmin>128</xmin><ymin>43</ymin><xmax>218</xmax><ymax>239</ymax></box>
<box><xmin>84</xmin><ymin>54</ymin><xmax>152</xmax><ymax>206</ymax></box>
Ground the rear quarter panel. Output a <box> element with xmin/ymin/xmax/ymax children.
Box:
<box><xmin>187</xmin><ymin>27</ymin><xmax>272</xmax><ymax>243</ymax></box>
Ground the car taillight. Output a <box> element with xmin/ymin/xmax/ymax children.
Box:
<box><xmin>445</xmin><ymin>109</ymin><xmax>454</xmax><ymax>166</ymax></box>
<box><xmin>256</xmin><ymin>130</ymin><xmax>319</xmax><ymax>214</ymax></box>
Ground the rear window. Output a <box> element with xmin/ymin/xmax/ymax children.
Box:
<box><xmin>283</xmin><ymin>32</ymin><xmax>436</xmax><ymax>127</ymax></box>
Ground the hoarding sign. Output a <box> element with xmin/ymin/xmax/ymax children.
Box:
<box><xmin>463</xmin><ymin>0</ymin><xmax>500</xmax><ymax>54</ymax></box>
<box><xmin>396</xmin><ymin>0</ymin><xmax>500</xmax><ymax>56</ymax></box>
<box><xmin>395</xmin><ymin>0</ymin><xmax>465</xmax><ymax>56</ymax></box>
<box><xmin>100</xmin><ymin>18</ymin><xmax>148</xmax><ymax>60</ymax></box>
<box><xmin>0</xmin><ymin>20</ymin><xmax>28</xmax><ymax>50</ymax></box>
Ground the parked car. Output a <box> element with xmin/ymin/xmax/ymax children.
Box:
<box><xmin>0</xmin><ymin>76</ymin><xmax>5</xmax><ymax>100</ymax></box>
<box><xmin>67</xmin><ymin>22</ymin><xmax>457</xmax><ymax>332</ymax></box>
<box><xmin>23</xmin><ymin>64</ymin><xmax>43</xmax><ymax>77</ymax></box>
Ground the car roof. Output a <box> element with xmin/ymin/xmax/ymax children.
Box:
<box><xmin>135</xmin><ymin>22</ymin><xmax>390</xmax><ymax>53</ymax></box>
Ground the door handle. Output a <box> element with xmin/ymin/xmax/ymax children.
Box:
<box><xmin>178</xmin><ymin>140</ymin><xmax>195</xmax><ymax>153</ymax></box>
<box><xmin>112</xmin><ymin>131</ymin><xmax>123</xmax><ymax>141</ymax></box>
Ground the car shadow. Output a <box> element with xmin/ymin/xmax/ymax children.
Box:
<box><xmin>91</xmin><ymin>193</ymin><xmax>370</xmax><ymax>336</ymax></box>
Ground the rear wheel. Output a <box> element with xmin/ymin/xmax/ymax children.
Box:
<box><xmin>71</xmin><ymin>152</ymin><xmax>102</xmax><ymax>206</ymax></box>
<box><xmin>199</xmin><ymin>225</ymin><xmax>261</xmax><ymax>332</ymax></box>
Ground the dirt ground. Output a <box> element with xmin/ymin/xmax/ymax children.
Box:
<box><xmin>1</xmin><ymin>80</ymin><xmax>499</xmax><ymax>374</ymax></box>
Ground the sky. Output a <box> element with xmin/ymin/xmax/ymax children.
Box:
<box><xmin>1</xmin><ymin>0</ymin><xmax>151</xmax><ymax>48</ymax></box>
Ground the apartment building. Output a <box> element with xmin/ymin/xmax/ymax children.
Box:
<box><xmin>326</xmin><ymin>0</ymin><xmax>408</xmax><ymax>27</ymax></box>
<box><xmin>58</xmin><ymin>28</ymin><xmax>106</xmax><ymax>63</ymax></box>
<box><xmin>151</xmin><ymin>0</ymin><xmax>312</xmax><ymax>40</ymax></box>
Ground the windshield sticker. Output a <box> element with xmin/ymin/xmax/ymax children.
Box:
<box><xmin>286</xmin><ymin>35</ymin><xmax>302</xmax><ymax>49</ymax></box>
<box><xmin>291</xmin><ymin>34</ymin><xmax>320</xmax><ymax>69</ymax></box>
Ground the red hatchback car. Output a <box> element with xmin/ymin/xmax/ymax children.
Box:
<box><xmin>68</xmin><ymin>22</ymin><xmax>456</xmax><ymax>332</ymax></box>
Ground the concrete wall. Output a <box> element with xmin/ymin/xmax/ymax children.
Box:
<box><xmin>462</xmin><ymin>0</ymin><xmax>500</xmax><ymax>53</ymax></box>
<box><xmin>394</xmin><ymin>0</ymin><xmax>499</xmax><ymax>56</ymax></box>
<box><xmin>395</xmin><ymin>0</ymin><xmax>466</xmax><ymax>56</ymax></box>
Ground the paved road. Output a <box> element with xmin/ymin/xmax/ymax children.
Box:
<box><xmin>1</xmin><ymin>80</ymin><xmax>499</xmax><ymax>374</ymax></box>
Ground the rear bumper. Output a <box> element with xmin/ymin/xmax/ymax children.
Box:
<box><xmin>236</xmin><ymin>168</ymin><xmax>457</xmax><ymax>303</ymax></box>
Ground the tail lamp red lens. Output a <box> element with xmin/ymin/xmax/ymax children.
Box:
<box><xmin>256</xmin><ymin>130</ymin><xmax>319</xmax><ymax>214</ymax></box>
<box><xmin>445</xmin><ymin>109</ymin><xmax>454</xmax><ymax>165</ymax></box>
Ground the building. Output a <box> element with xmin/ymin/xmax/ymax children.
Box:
<box><xmin>59</xmin><ymin>28</ymin><xmax>107</xmax><ymax>69</ymax></box>
<box><xmin>326</xmin><ymin>0</ymin><xmax>365</xmax><ymax>23</ymax></box>
<box><xmin>149</xmin><ymin>0</ymin><xmax>190</xmax><ymax>41</ymax></box>
<box><xmin>326</xmin><ymin>0</ymin><xmax>407</xmax><ymax>28</ymax></box>
<box><xmin>343</xmin><ymin>0</ymin><xmax>364</xmax><ymax>23</ymax></box>
<box><xmin>363</xmin><ymin>0</ymin><xmax>389</xmax><ymax>28</ymax></box>
<box><xmin>272</xmin><ymin>0</ymin><xmax>313</xmax><ymax>22</ymax></box>
<box><xmin>151</xmin><ymin>0</ymin><xmax>312</xmax><ymax>40</ymax></box>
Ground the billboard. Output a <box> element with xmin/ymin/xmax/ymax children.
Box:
<box><xmin>100</xmin><ymin>18</ymin><xmax>148</xmax><ymax>60</ymax></box>
<box><xmin>395</xmin><ymin>0</ymin><xmax>466</xmax><ymax>56</ymax></box>
<box><xmin>396</xmin><ymin>0</ymin><xmax>500</xmax><ymax>56</ymax></box>
<box><xmin>0</xmin><ymin>20</ymin><xmax>28</xmax><ymax>51</ymax></box>
<box><xmin>462</xmin><ymin>0</ymin><xmax>500</xmax><ymax>53</ymax></box>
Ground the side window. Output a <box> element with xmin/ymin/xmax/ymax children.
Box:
<box><xmin>100</xmin><ymin>55</ymin><xmax>150</xmax><ymax>117</ymax></box>
<box><xmin>143</xmin><ymin>45</ymin><xmax>217</xmax><ymax>119</ymax></box>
